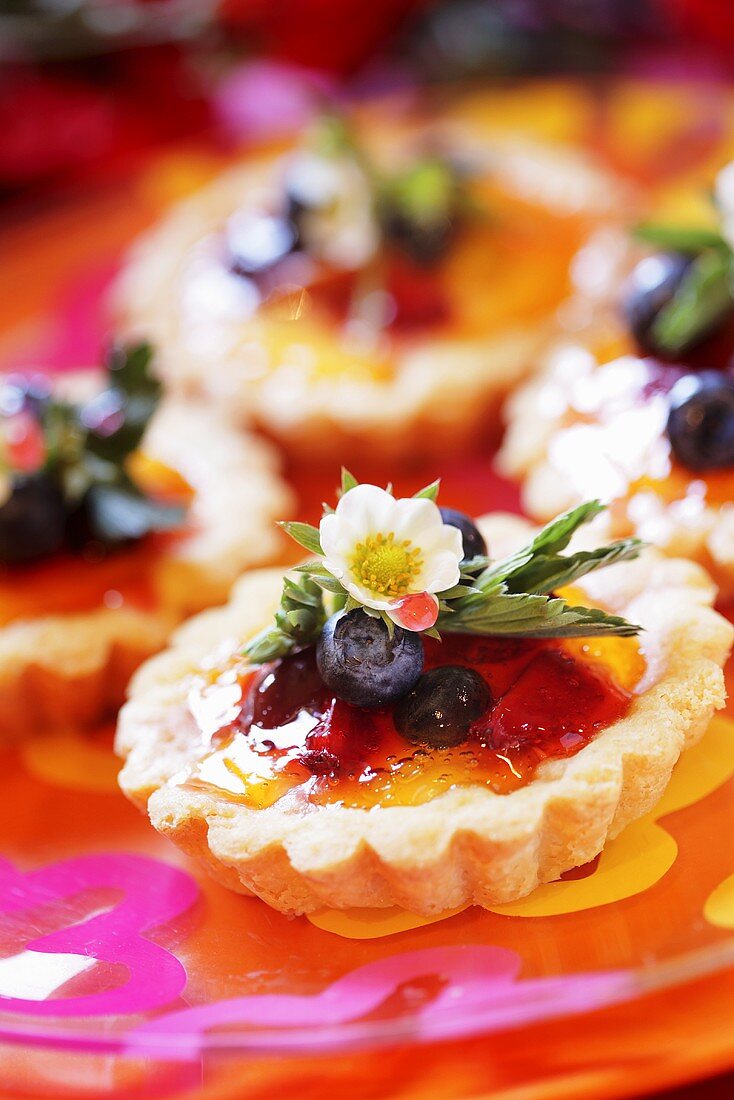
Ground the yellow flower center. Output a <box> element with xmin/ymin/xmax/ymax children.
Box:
<box><xmin>351</xmin><ymin>532</ymin><xmax>423</xmax><ymax>599</ymax></box>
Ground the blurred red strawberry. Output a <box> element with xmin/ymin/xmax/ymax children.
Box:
<box><xmin>0</xmin><ymin>68</ymin><xmax>118</xmax><ymax>186</ymax></box>
<box><xmin>218</xmin><ymin>0</ymin><xmax>426</xmax><ymax>74</ymax></box>
<box><xmin>0</xmin><ymin>47</ymin><xmax>210</xmax><ymax>190</ymax></box>
<box><xmin>663</xmin><ymin>0</ymin><xmax>734</xmax><ymax>49</ymax></box>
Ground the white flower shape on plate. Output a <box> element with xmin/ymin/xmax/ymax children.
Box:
<box><xmin>319</xmin><ymin>484</ymin><xmax>463</xmax><ymax>629</ymax></box>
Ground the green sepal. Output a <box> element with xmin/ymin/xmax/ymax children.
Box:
<box><xmin>243</xmin><ymin>574</ymin><xmax>326</xmax><ymax>664</ymax></box>
<box><xmin>413</xmin><ymin>478</ymin><xmax>440</xmax><ymax>502</ymax></box>
<box><xmin>279</xmin><ymin>521</ymin><xmax>324</xmax><ymax>556</ymax></box>
<box><xmin>340</xmin><ymin>467</ymin><xmax>358</xmax><ymax>495</ymax></box>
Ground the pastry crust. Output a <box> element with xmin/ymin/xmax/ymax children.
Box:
<box><xmin>113</xmin><ymin>102</ymin><xmax>631</xmax><ymax>461</ymax></box>
<box><xmin>497</xmin><ymin>220</ymin><xmax>734</xmax><ymax>599</ymax></box>
<box><xmin>0</xmin><ymin>395</ymin><xmax>293</xmax><ymax>742</ymax></box>
<box><xmin>116</xmin><ymin>514</ymin><xmax>732</xmax><ymax>916</ymax></box>
<box><xmin>498</xmin><ymin>340</ymin><xmax>734</xmax><ymax>601</ymax></box>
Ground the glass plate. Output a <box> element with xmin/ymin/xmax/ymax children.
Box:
<box><xmin>3</xmin><ymin>78</ymin><xmax>734</xmax><ymax>1100</ymax></box>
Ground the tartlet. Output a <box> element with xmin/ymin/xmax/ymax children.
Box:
<box><xmin>113</xmin><ymin>98</ymin><xmax>629</xmax><ymax>460</ymax></box>
<box><xmin>117</xmin><ymin>505</ymin><xmax>731</xmax><ymax>916</ymax></box>
<box><xmin>0</xmin><ymin>373</ymin><xmax>292</xmax><ymax>742</ymax></box>
<box><xmin>499</xmin><ymin>164</ymin><xmax>734</xmax><ymax>598</ymax></box>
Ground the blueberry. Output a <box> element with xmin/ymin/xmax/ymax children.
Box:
<box><xmin>666</xmin><ymin>371</ymin><xmax>734</xmax><ymax>471</ymax></box>
<box><xmin>316</xmin><ymin>610</ymin><xmax>424</xmax><ymax>709</ymax></box>
<box><xmin>439</xmin><ymin>507</ymin><xmax>487</xmax><ymax>561</ymax></box>
<box><xmin>394</xmin><ymin>666</ymin><xmax>493</xmax><ymax>749</ymax></box>
<box><xmin>283</xmin><ymin>155</ymin><xmax>340</xmax><ymax>231</ymax></box>
<box><xmin>379</xmin><ymin>160</ymin><xmax>460</xmax><ymax>267</ymax></box>
<box><xmin>0</xmin><ymin>472</ymin><xmax>67</xmax><ymax>565</ymax></box>
<box><xmin>381</xmin><ymin>209</ymin><xmax>453</xmax><ymax>267</ymax></box>
<box><xmin>622</xmin><ymin>252</ymin><xmax>696</xmax><ymax>356</ymax></box>
<box><xmin>226</xmin><ymin>210</ymin><xmax>298</xmax><ymax>278</ymax></box>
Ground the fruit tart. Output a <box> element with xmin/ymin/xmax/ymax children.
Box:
<box><xmin>0</xmin><ymin>343</ymin><xmax>292</xmax><ymax>742</ymax></box>
<box><xmin>116</xmin><ymin>474</ymin><xmax>731</xmax><ymax>915</ymax></box>
<box><xmin>113</xmin><ymin>99</ymin><xmax>628</xmax><ymax>460</ymax></box>
<box><xmin>500</xmin><ymin>161</ymin><xmax>734</xmax><ymax>598</ymax></box>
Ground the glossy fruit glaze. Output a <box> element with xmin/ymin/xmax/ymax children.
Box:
<box><xmin>191</xmin><ymin>180</ymin><xmax>590</xmax><ymax>385</ymax></box>
<box><xmin>0</xmin><ymin>453</ymin><xmax>192</xmax><ymax>624</ymax></box>
<box><xmin>184</xmin><ymin>629</ymin><xmax>643</xmax><ymax>811</ymax></box>
<box><xmin>546</xmin><ymin>351</ymin><xmax>734</xmax><ymax>528</ymax></box>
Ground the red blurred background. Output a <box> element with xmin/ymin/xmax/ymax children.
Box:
<box><xmin>1</xmin><ymin>0</ymin><xmax>732</xmax><ymax>202</ymax></box>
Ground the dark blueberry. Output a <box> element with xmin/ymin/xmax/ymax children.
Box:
<box><xmin>379</xmin><ymin>160</ymin><xmax>461</xmax><ymax>267</ymax></box>
<box><xmin>283</xmin><ymin>157</ymin><xmax>340</xmax><ymax>232</ymax></box>
<box><xmin>0</xmin><ymin>472</ymin><xmax>67</xmax><ymax>565</ymax></box>
<box><xmin>226</xmin><ymin>210</ymin><xmax>298</xmax><ymax>278</ymax></box>
<box><xmin>394</xmin><ymin>665</ymin><xmax>493</xmax><ymax>749</ymax></box>
<box><xmin>381</xmin><ymin>210</ymin><xmax>454</xmax><ymax>267</ymax></box>
<box><xmin>622</xmin><ymin>251</ymin><xmax>718</xmax><ymax>358</ymax></box>
<box><xmin>316</xmin><ymin>610</ymin><xmax>424</xmax><ymax>709</ymax></box>
<box><xmin>439</xmin><ymin>507</ymin><xmax>487</xmax><ymax>561</ymax></box>
<box><xmin>666</xmin><ymin>371</ymin><xmax>734</xmax><ymax>471</ymax></box>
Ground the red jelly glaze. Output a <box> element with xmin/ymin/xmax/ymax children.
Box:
<box><xmin>212</xmin><ymin>633</ymin><xmax>633</xmax><ymax>807</ymax></box>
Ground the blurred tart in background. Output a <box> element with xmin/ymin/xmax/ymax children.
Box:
<box><xmin>0</xmin><ymin>344</ymin><xmax>292</xmax><ymax>741</ymax></box>
<box><xmin>499</xmin><ymin>160</ymin><xmax>734</xmax><ymax>600</ymax></box>
<box><xmin>114</xmin><ymin>95</ymin><xmax>631</xmax><ymax>461</ymax></box>
<box><xmin>117</xmin><ymin>478</ymin><xmax>731</xmax><ymax>915</ymax></box>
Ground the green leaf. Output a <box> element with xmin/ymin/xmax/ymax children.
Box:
<box><xmin>286</xmin><ymin>609</ymin><xmax>316</xmax><ymax>632</ymax></box>
<box><xmin>82</xmin><ymin>479</ymin><xmax>184</xmax><ymax>546</ymax></box>
<box><xmin>84</xmin><ymin>342</ymin><xmax>162</xmax><ymax>465</ymax></box>
<box><xmin>436</xmin><ymin>583</ymin><xmax>476</xmax><ymax>601</ymax></box>
<box><xmin>438</xmin><ymin>502</ymin><xmax>643</xmax><ymax>640</ymax></box>
<box><xmin>243</xmin><ymin>573</ymin><xmax>327</xmax><ymax>664</ymax></box>
<box><xmin>282</xmin><ymin>575</ymin><xmax>323</xmax><ymax>606</ymax></box>
<box><xmin>504</xmin><ymin>538</ymin><xmax>644</xmax><ymax>597</ymax></box>
<box><xmin>633</xmin><ymin>223</ymin><xmax>728</xmax><ymax>253</ymax></box>
<box><xmin>279</xmin><ymin>521</ymin><xmax>323</xmax><ymax>556</ymax></box>
<box><xmin>523</xmin><ymin>500</ymin><xmax>606</xmax><ymax>556</ymax></box>
<box><xmin>438</xmin><ymin>588</ymin><xmax>641</xmax><ymax>639</ymax></box>
<box><xmin>473</xmin><ymin>501</ymin><xmax>605</xmax><ymax>592</ymax></box>
<box><xmin>106</xmin><ymin>341</ymin><xmax>158</xmax><ymax>397</ymax></box>
<box><xmin>651</xmin><ymin>247</ymin><xmax>734</xmax><ymax>355</ymax></box>
<box><xmin>459</xmin><ymin>555</ymin><xmax>492</xmax><ymax>576</ymax></box>
<box><xmin>413</xmin><ymin>478</ymin><xmax>440</xmax><ymax>502</ymax></box>
<box><xmin>381</xmin><ymin>159</ymin><xmax>458</xmax><ymax>227</ymax></box>
<box><xmin>341</xmin><ymin>467</ymin><xmax>359</xmax><ymax>495</ymax></box>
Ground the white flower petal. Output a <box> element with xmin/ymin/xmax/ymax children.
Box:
<box><xmin>419</xmin><ymin>549</ymin><xmax>462</xmax><ymax>593</ymax></box>
<box><xmin>316</xmin><ymin>482</ymin><xmax>464</xmax><ymax>615</ymax></box>
<box><xmin>387</xmin><ymin>496</ymin><xmax>443</xmax><ymax>541</ymax></box>
<box><xmin>344</xmin><ymin>579</ymin><xmax>393</xmax><ymax>611</ymax></box>
<box><xmin>319</xmin><ymin>511</ymin><xmax>342</xmax><ymax>560</ymax></box>
<box><xmin>334</xmin><ymin>483</ymin><xmax>396</xmax><ymax>534</ymax></box>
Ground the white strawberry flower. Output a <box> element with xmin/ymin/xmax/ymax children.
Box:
<box><xmin>319</xmin><ymin>483</ymin><xmax>463</xmax><ymax>630</ymax></box>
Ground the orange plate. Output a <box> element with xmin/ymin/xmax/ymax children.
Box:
<box><xmin>4</xmin><ymin>79</ymin><xmax>734</xmax><ymax>1100</ymax></box>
